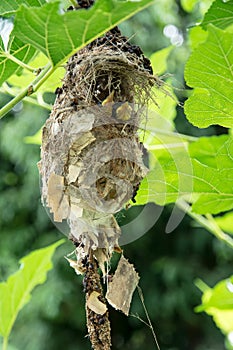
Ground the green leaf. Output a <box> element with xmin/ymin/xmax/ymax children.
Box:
<box><xmin>7</xmin><ymin>52</ymin><xmax>65</xmax><ymax>93</ymax></box>
<box><xmin>136</xmin><ymin>135</ymin><xmax>233</xmax><ymax>215</ymax></box>
<box><xmin>215</xmin><ymin>211</ymin><xmax>233</xmax><ymax>235</ymax></box>
<box><xmin>13</xmin><ymin>0</ymin><xmax>154</xmax><ymax>67</ymax></box>
<box><xmin>0</xmin><ymin>35</ymin><xmax>36</xmax><ymax>87</ymax></box>
<box><xmin>184</xmin><ymin>25</ymin><xmax>233</xmax><ymax>128</ymax></box>
<box><xmin>202</xmin><ymin>0</ymin><xmax>233</xmax><ymax>30</ymax></box>
<box><xmin>0</xmin><ymin>240</ymin><xmax>64</xmax><ymax>338</ymax></box>
<box><xmin>150</xmin><ymin>46</ymin><xmax>173</xmax><ymax>75</ymax></box>
<box><xmin>189</xmin><ymin>135</ymin><xmax>233</xmax><ymax>215</ymax></box>
<box><xmin>180</xmin><ymin>0</ymin><xmax>197</xmax><ymax>13</ymax></box>
<box><xmin>24</xmin><ymin>128</ymin><xmax>42</xmax><ymax>145</ymax></box>
<box><xmin>188</xmin><ymin>134</ymin><xmax>229</xmax><ymax>168</ymax></box>
<box><xmin>136</xmin><ymin>136</ymin><xmax>193</xmax><ymax>206</ymax></box>
<box><xmin>188</xmin><ymin>26</ymin><xmax>208</xmax><ymax>50</ymax></box>
<box><xmin>0</xmin><ymin>0</ymin><xmax>46</xmax><ymax>16</ymax></box>
<box><xmin>196</xmin><ymin>276</ymin><xmax>233</xmax><ymax>334</ymax></box>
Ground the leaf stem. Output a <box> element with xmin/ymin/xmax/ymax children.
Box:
<box><xmin>69</xmin><ymin>0</ymin><xmax>77</xmax><ymax>6</ymax></box>
<box><xmin>176</xmin><ymin>199</ymin><xmax>233</xmax><ymax>249</ymax></box>
<box><xmin>145</xmin><ymin>127</ymin><xmax>198</xmax><ymax>142</ymax></box>
<box><xmin>3</xmin><ymin>336</ymin><xmax>8</xmax><ymax>350</ymax></box>
<box><xmin>1</xmin><ymin>52</ymin><xmax>35</xmax><ymax>72</ymax></box>
<box><xmin>147</xmin><ymin>142</ymin><xmax>189</xmax><ymax>150</ymax></box>
<box><xmin>1</xmin><ymin>84</ymin><xmax>52</xmax><ymax>111</ymax></box>
<box><xmin>0</xmin><ymin>63</ymin><xmax>53</xmax><ymax>119</ymax></box>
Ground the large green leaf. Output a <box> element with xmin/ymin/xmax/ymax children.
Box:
<box><xmin>0</xmin><ymin>0</ymin><xmax>46</xmax><ymax>16</ymax></box>
<box><xmin>136</xmin><ymin>135</ymin><xmax>233</xmax><ymax>215</ymax></box>
<box><xmin>184</xmin><ymin>25</ymin><xmax>233</xmax><ymax>128</ymax></box>
<box><xmin>0</xmin><ymin>35</ymin><xmax>36</xmax><ymax>87</ymax></box>
<box><xmin>0</xmin><ymin>240</ymin><xmax>64</xmax><ymax>338</ymax></box>
<box><xmin>202</xmin><ymin>0</ymin><xmax>233</xmax><ymax>30</ymax></box>
<box><xmin>196</xmin><ymin>276</ymin><xmax>233</xmax><ymax>335</ymax></box>
<box><xmin>136</xmin><ymin>135</ymin><xmax>193</xmax><ymax>206</ymax></box>
<box><xmin>13</xmin><ymin>0</ymin><xmax>154</xmax><ymax>67</ymax></box>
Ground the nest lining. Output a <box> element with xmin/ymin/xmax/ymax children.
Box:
<box><xmin>54</xmin><ymin>45</ymin><xmax>157</xmax><ymax>112</ymax></box>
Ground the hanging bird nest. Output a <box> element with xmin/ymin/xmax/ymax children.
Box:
<box><xmin>39</xmin><ymin>27</ymin><xmax>158</xmax><ymax>254</ymax></box>
<box><xmin>39</xmin><ymin>22</ymin><xmax>159</xmax><ymax>350</ymax></box>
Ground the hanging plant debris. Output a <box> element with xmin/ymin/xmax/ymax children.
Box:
<box><xmin>38</xmin><ymin>1</ymin><xmax>159</xmax><ymax>348</ymax></box>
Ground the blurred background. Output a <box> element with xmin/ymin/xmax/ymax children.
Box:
<box><xmin>0</xmin><ymin>0</ymin><xmax>233</xmax><ymax>349</ymax></box>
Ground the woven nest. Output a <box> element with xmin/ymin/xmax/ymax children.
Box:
<box><xmin>39</xmin><ymin>28</ymin><xmax>157</xmax><ymax>252</ymax></box>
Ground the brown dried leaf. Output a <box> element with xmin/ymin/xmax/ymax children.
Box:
<box><xmin>47</xmin><ymin>173</ymin><xmax>69</xmax><ymax>222</ymax></box>
<box><xmin>106</xmin><ymin>255</ymin><xmax>139</xmax><ymax>315</ymax></box>
<box><xmin>87</xmin><ymin>291</ymin><xmax>107</xmax><ymax>315</ymax></box>
<box><xmin>65</xmin><ymin>256</ymin><xmax>85</xmax><ymax>275</ymax></box>
<box><xmin>94</xmin><ymin>248</ymin><xmax>109</xmax><ymax>276</ymax></box>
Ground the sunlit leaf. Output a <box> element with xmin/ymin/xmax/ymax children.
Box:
<box><xmin>0</xmin><ymin>0</ymin><xmax>46</xmax><ymax>16</ymax></box>
<box><xmin>215</xmin><ymin>211</ymin><xmax>233</xmax><ymax>235</ymax></box>
<box><xmin>188</xmin><ymin>26</ymin><xmax>208</xmax><ymax>50</ymax></box>
<box><xmin>196</xmin><ymin>276</ymin><xmax>233</xmax><ymax>334</ymax></box>
<box><xmin>136</xmin><ymin>135</ymin><xmax>233</xmax><ymax>215</ymax></box>
<box><xmin>24</xmin><ymin>128</ymin><xmax>42</xmax><ymax>145</ymax></box>
<box><xmin>13</xmin><ymin>0</ymin><xmax>155</xmax><ymax>67</ymax></box>
<box><xmin>180</xmin><ymin>0</ymin><xmax>197</xmax><ymax>13</ymax></box>
<box><xmin>202</xmin><ymin>0</ymin><xmax>233</xmax><ymax>30</ymax></box>
<box><xmin>0</xmin><ymin>240</ymin><xmax>64</xmax><ymax>338</ymax></box>
<box><xmin>150</xmin><ymin>46</ymin><xmax>173</xmax><ymax>75</ymax></box>
<box><xmin>0</xmin><ymin>36</ymin><xmax>36</xmax><ymax>87</ymax></box>
<box><xmin>184</xmin><ymin>25</ymin><xmax>233</xmax><ymax>128</ymax></box>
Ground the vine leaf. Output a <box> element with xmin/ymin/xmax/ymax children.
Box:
<box><xmin>184</xmin><ymin>25</ymin><xmax>233</xmax><ymax>128</ymax></box>
<box><xmin>0</xmin><ymin>240</ymin><xmax>64</xmax><ymax>339</ymax></box>
<box><xmin>0</xmin><ymin>0</ymin><xmax>46</xmax><ymax>16</ymax></box>
<box><xmin>196</xmin><ymin>276</ymin><xmax>233</xmax><ymax>335</ymax></box>
<box><xmin>202</xmin><ymin>0</ymin><xmax>233</xmax><ymax>30</ymax></box>
<box><xmin>136</xmin><ymin>135</ymin><xmax>233</xmax><ymax>215</ymax></box>
<box><xmin>0</xmin><ymin>35</ymin><xmax>36</xmax><ymax>87</ymax></box>
<box><xmin>13</xmin><ymin>0</ymin><xmax>154</xmax><ymax>67</ymax></box>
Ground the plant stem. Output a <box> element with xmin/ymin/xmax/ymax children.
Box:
<box><xmin>145</xmin><ymin>127</ymin><xmax>198</xmax><ymax>142</ymax></box>
<box><xmin>3</xmin><ymin>336</ymin><xmax>8</xmax><ymax>350</ymax></box>
<box><xmin>176</xmin><ymin>199</ymin><xmax>233</xmax><ymax>249</ymax></box>
<box><xmin>1</xmin><ymin>84</ymin><xmax>52</xmax><ymax>111</ymax></box>
<box><xmin>147</xmin><ymin>142</ymin><xmax>189</xmax><ymax>150</ymax></box>
<box><xmin>1</xmin><ymin>52</ymin><xmax>35</xmax><ymax>72</ymax></box>
<box><xmin>69</xmin><ymin>0</ymin><xmax>77</xmax><ymax>6</ymax></box>
<box><xmin>0</xmin><ymin>63</ymin><xmax>53</xmax><ymax>119</ymax></box>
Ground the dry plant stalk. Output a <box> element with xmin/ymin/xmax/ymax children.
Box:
<box><xmin>39</xmin><ymin>1</ymin><xmax>158</xmax><ymax>349</ymax></box>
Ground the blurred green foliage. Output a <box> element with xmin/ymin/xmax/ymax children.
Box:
<box><xmin>0</xmin><ymin>1</ymin><xmax>233</xmax><ymax>350</ymax></box>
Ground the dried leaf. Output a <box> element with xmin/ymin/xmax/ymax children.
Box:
<box><xmin>64</xmin><ymin>256</ymin><xmax>85</xmax><ymax>275</ymax></box>
<box><xmin>87</xmin><ymin>291</ymin><xmax>107</xmax><ymax>315</ymax></box>
<box><xmin>106</xmin><ymin>255</ymin><xmax>139</xmax><ymax>315</ymax></box>
<box><xmin>94</xmin><ymin>248</ymin><xmax>109</xmax><ymax>276</ymax></box>
<box><xmin>47</xmin><ymin>173</ymin><xmax>69</xmax><ymax>222</ymax></box>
